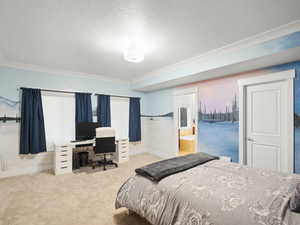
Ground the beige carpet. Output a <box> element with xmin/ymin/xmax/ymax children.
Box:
<box><xmin>0</xmin><ymin>153</ymin><xmax>160</xmax><ymax>225</ymax></box>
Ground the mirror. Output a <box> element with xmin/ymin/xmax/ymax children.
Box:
<box><xmin>179</xmin><ymin>107</ymin><xmax>189</xmax><ymax>128</ymax></box>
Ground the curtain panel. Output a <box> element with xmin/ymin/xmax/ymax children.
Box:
<box><xmin>20</xmin><ymin>88</ymin><xmax>47</xmax><ymax>154</ymax></box>
<box><xmin>129</xmin><ymin>97</ymin><xmax>141</xmax><ymax>142</ymax></box>
<box><xmin>75</xmin><ymin>93</ymin><xmax>93</xmax><ymax>125</ymax></box>
<box><xmin>97</xmin><ymin>94</ymin><xmax>111</xmax><ymax>127</ymax></box>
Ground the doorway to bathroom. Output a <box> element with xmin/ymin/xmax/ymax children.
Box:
<box><xmin>174</xmin><ymin>88</ymin><xmax>198</xmax><ymax>156</ymax></box>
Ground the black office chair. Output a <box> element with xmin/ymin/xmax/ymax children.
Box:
<box><xmin>92</xmin><ymin>128</ymin><xmax>118</xmax><ymax>170</ymax></box>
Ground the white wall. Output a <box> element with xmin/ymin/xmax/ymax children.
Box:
<box><xmin>141</xmin><ymin>117</ymin><xmax>177</xmax><ymax>159</ymax></box>
<box><xmin>0</xmin><ymin>123</ymin><xmax>54</xmax><ymax>178</ymax></box>
<box><xmin>142</xmin><ymin>88</ymin><xmax>174</xmax><ymax>116</ymax></box>
<box><xmin>129</xmin><ymin>118</ymin><xmax>150</xmax><ymax>156</ymax></box>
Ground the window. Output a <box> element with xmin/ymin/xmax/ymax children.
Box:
<box><xmin>110</xmin><ymin>97</ymin><xmax>129</xmax><ymax>139</ymax></box>
<box><xmin>42</xmin><ymin>92</ymin><xmax>75</xmax><ymax>151</ymax></box>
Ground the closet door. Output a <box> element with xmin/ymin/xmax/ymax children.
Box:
<box><xmin>245</xmin><ymin>80</ymin><xmax>287</xmax><ymax>172</ymax></box>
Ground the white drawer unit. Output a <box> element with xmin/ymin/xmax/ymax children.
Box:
<box><xmin>116</xmin><ymin>138</ymin><xmax>129</xmax><ymax>163</ymax></box>
<box><xmin>54</xmin><ymin>145</ymin><xmax>73</xmax><ymax>175</ymax></box>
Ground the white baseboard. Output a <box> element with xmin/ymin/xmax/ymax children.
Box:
<box><xmin>129</xmin><ymin>148</ymin><xmax>148</xmax><ymax>156</ymax></box>
<box><xmin>0</xmin><ymin>152</ymin><xmax>54</xmax><ymax>178</ymax></box>
<box><xmin>148</xmin><ymin>148</ymin><xmax>176</xmax><ymax>159</ymax></box>
<box><xmin>0</xmin><ymin>163</ymin><xmax>53</xmax><ymax>178</ymax></box>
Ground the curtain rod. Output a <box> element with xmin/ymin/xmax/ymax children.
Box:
<box><xmin>17</xmin><ymin>87</ymin><xmax>140</xmax><ymax>99</ymax></box>
<box><xmin>17</xmin><ymin>87</ymin><xmax>91</xmax><ymax>95</ymax></box>
<box><xmin>94</xmin><ymin>93</ymin><xmax>141</xmax><ymax>99</ymax></box>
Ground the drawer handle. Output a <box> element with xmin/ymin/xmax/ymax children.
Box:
<box><xmin>121</xmin><ymin>156</ymin><xmax>127</xmax><ymax>159</ymax></box>
<box><xmin>121</xmin><ymin>151</ymin><xmax>127</xmax><ymax>153</ymax></box>
<box><xmin>61</xmin><ymin>149</ymin><xmax>68</xmax><ymax>152</ymax></box>
<box><xmin>61</xmin><ymin>154</ymin><xmax>68</xmax><ymax>156</ymax></box>
<box><xmin>61</xmin><ymin>166</ymin><xmax>68</xmax><ymax>169</ymax></box>
<box><xmin>61</xmin><ymin>160</ymin><xmax>67</xmax><ymax>163</ymax></box>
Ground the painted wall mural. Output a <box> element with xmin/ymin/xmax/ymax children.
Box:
<box><xmin>198</xmin><ymin>83</ymin><xmax>239</xmax><ymax>163</ymax></box>
<box><xmin>196</xmin><ymin>72</ymin><xmax>259</xmax><ymax>163</ymax></box>
<box><xmin>0</xmin><ymin>96</ymin><xmax>20</xmax><ymax>172</ymax></box>
<box><xmin>191</xmin><ymin>61</ymin><xmax>300</xmax><ymax>173</ymax></box>
<box><xmin>0</xmin><ymin>96</ymin><xmax>20</xmax><ymax>123</ymax></box>
<box><xmin>141</xmin><ymin>112</ymin><xmax>174</xmax><ymax>119</ymax></box>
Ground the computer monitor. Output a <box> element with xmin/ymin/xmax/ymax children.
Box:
<box><xmin>76</xmin><ymin>122</ymin><xmax>100</xmax><ymax>140</ymax></box>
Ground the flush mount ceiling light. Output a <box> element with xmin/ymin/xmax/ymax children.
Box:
<box><xmin>123</xmin><ymin>41</ymin><xmax>144</xmax><ymax>63</ymax></box>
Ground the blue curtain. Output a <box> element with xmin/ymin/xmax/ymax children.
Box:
<box><xmin>20</xmin><ymin>88</ymin><xmax>47</xmax><ymax>154</ymax></box>
<box><xmin>97</xmin><ymin>94</ymin><xmax>111</xmax><ymax>127</ymax></box>
<box><xmin>75</xmin><ymin>93</ymin><xmax>93</xmax><ymax>125</ymax></box>
<box><xmin>129</xmin><ymin>97</ymin><xmax>141</xmax><ymax>142</ymax></box>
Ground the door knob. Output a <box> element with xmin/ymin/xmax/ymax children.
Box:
<box><xmin>247</xmin><ymin>137</ymin><xmax>254</xmax><ymax>142</ymax></box>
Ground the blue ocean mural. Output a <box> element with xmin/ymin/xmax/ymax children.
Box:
<box><xmin>196</xmin><ymin>74</ymin><xmax>244</xmax><ymax>163</ymax></box>
<box><xmin>198</xmin><ymin>94</ymin><xmax>239</xmax><ymax>163</ymax></box>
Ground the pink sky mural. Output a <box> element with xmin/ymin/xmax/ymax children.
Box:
<box><xmin>198</xmin><ymin>76</ymin><xmax>239</xmax><ymax>113</ymax></box>
<box><xmin>199</xmin><ymin>70</ymin><xmax>273</xmax><ymax>112</ymax></box>
<box><xmin>183</xmin><ymin>69</ymin><xmax>271</xmax><ymax>113</ymax></box>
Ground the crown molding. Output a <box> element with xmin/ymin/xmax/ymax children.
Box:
<box><xmin>0</xmin><ymin>60</ymin><xmax>130</xmax><ymax>84</ymax></box>
<box><xmin>133</xmin><ymin>19</ymin><xmax>300</xmax><ymax>84</ymax></box>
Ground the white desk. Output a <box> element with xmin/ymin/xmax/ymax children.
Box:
<box><xmin>70</xmin><ymin>138</ymin><xmax>130</xmax><ymax>163</ymax></box>
<box><xmin>70</xmin><ymin>139</ymin><xmax>95</xmax><ymax>146</ymax></box>
<box><xmin>54</xmin><ymin>139</ymin><xmax>94</xmax><ymax>175</ymax></box>
<box><xmin>54</xmin><ymin>138</ymin><xmax>129</xmax><ymax>175</ymax></box>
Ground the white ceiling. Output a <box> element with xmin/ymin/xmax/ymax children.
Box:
<box><xmin>1</xmin><ymin>0</ymin><xmax>300</xmax><ymax>81</ymax></box>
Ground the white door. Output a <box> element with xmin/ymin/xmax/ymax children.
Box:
<box><xmin>246</xmin><ymin>81</ymin><xmax>287</xmax><ymax>172</ymax></box>
<box><xmin>241</xmin><ymin>70</ymin><xmax>295</xmax><ymax>173</ymax></box>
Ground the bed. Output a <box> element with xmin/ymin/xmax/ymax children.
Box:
<box><xmin>116</xmin><ymin>159</ymin><xmax>300</xmax><ymax>225</ymax></box>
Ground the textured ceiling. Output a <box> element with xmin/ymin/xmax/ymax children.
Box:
<box><xmin>0</xmin><ymin>0</ymin><xmax>300</xmax><ymax>81</ymax></box>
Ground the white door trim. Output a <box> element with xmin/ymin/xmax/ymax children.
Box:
<box><xmin>238</xmin><ymin>69</ymin><xmax>295</xmax><ymax>173</ymax></box>
<box><xmin>173</xmin><ymin>87</ymin><xmax>198</xmax><ymax>155</ymax></box>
